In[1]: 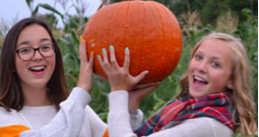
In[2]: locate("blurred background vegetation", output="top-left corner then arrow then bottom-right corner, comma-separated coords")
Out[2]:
0,0 -> 257,136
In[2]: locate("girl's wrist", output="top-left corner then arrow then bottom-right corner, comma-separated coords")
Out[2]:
129,101 -> 139,111
111,87 -> 128,92
129,109 -> 139,116
76,84 -> 90,92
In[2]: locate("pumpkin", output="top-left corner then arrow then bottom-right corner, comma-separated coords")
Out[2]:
83,0 -> 182,82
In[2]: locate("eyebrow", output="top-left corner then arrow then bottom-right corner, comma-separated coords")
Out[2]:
196,50 -> 222,60
40,38 -> 52,42
17,38 -> 52,47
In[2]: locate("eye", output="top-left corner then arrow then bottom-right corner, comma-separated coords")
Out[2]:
40,44 -> 52,51
19,47 -> 32,54
211,62 -> 220,68
194,54 -> 202,61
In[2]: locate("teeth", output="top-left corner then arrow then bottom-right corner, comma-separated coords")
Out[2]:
31,66 -> 44,70
194,76 -> 206,82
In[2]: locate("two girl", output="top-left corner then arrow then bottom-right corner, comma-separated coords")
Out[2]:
0,18 -> 257,137
98,33 -> 257,137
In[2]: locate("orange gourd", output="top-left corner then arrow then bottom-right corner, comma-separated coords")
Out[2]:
83,0 -> 182,82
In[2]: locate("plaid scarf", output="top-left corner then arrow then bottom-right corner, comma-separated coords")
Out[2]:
134,93 -> 236,136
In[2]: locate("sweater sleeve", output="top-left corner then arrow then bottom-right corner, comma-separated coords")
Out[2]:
130,109 -> 143,130
84,106 -> 108,137
19,87 -> 91,137
108,90 -> 233,137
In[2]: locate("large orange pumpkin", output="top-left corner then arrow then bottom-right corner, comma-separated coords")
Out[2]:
83,0 -> 182,82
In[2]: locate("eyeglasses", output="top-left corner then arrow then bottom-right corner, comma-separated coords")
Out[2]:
15,44 -> 55,61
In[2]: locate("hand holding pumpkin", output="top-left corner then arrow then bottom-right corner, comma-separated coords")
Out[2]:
97,46 -> 148,92
128,83 -> 160,110
76,36 -> 94,92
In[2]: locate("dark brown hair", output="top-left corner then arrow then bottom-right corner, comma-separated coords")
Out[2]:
0,18 -> 69,111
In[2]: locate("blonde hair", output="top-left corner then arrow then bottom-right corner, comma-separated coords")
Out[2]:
179,32 -> 257,136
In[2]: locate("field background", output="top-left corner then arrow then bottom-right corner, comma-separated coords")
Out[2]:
0,0 -> 257,136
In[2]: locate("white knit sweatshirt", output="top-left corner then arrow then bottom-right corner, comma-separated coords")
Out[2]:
0,87 -> 141,137
108,90 -> 233,137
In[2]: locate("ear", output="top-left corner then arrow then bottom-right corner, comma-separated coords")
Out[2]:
227,80 -> 233,89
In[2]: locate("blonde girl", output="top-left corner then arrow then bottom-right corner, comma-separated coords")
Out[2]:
180,32 -> 257,136
97,32 -> 257,137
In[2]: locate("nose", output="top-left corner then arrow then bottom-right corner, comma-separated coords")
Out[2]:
197,60 -> 207,73
32,50 -> 44,60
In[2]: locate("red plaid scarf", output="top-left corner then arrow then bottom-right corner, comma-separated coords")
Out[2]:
134,93 -> 236,136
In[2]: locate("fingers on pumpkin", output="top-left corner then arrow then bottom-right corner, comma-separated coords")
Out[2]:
98,54 -> 111,72
79,35 -> 87,62
97,55 -> 105,70
88,52 -> 94,67
123,47 -> 130,70
109,45 -> 119,68
102,48 -> 109,63
132,82 -> 152,90
134,71 -> 149,84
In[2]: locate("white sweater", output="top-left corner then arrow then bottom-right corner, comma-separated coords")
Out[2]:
0,88 -> 141,137
0,87 -> 108,137
108,90 -> 233,137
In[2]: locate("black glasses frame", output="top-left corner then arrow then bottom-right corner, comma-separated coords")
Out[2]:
15,44 -> 56,61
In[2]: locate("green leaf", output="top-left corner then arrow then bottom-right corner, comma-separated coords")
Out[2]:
38,4 -> 64,19
32,6 -> 39,17
26,0 -> 31,8
84,17 -> 88,23
57,37 -> 69,45
71,31 -> 79,44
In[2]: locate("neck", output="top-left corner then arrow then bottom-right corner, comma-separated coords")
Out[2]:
21,84 -> 52,106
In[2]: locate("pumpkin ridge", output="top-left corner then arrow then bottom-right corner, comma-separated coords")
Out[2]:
127,1 -> 143,76
138,2 -> 155,81
125,1 -> 130,68
97,4 -> 114,79
108,2 -> 120,63
157,1 -> 173,80
135,1 -> 144,77
151,1 -> 165,81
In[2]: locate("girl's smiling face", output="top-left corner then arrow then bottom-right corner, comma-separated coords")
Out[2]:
188,39 -> 233,98
15,24 -> 56,89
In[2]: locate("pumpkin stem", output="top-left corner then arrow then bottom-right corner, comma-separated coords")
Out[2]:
98,0 -> 108,10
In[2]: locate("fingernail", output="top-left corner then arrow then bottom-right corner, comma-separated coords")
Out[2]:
151,81 -> 162,85
125,47 -> 129,52
97,55 -> 100,58
110,45 -> 114,50
159,80 -> 165,85
145,71 -> 149,75
80,35 -> 83,40
151,82 -> 159,85
91,43 -> 95,47
102,48 -> 106,53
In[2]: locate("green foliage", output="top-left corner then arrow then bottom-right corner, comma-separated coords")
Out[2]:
152,0 -> 258,25
0,1 -> 257,136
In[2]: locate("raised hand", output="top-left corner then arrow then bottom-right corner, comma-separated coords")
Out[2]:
128,83 -> 160,110
97,46 -> 148,92
76,36 -> 94,92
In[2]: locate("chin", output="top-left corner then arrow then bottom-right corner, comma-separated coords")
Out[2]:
189,90 -> 204,98
30,79 -> 49,88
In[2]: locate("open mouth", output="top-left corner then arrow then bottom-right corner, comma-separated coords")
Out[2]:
29,66 -> 45,72
193,75 -> 208,85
